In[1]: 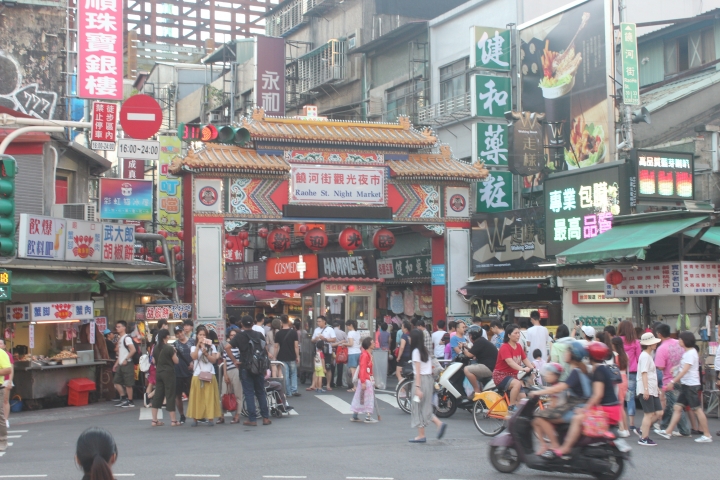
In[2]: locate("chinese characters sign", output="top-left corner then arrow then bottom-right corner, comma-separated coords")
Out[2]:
571,291 -> 628,304
255,35 -> 285,116
508,111 -> 545,176
476,171 -> 513,213
78,0 -> 123,100
5,304 -> 29,323
65,220 -> 102,262
157,137 -> 183,244
635,150 -> 693,201
605,262 -> 720,297
377,255 -> 432,279
471,75 -> 511,118
226,262 -> 267,285
290,166 -> 385,205
99,178 -> 153,220
143,304 -> 192,320
18,214 -> 66,260
474,123 -> 508,166
122,158 -> 145,179
545,164 -> 630,256
101,223 -> 135,263
472,27 -> 511,71
620,23 -> 640,106
91,102 -> 117,150
30,301 -> 94,321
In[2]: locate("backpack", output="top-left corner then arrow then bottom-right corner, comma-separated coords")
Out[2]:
245,331 -> 270,375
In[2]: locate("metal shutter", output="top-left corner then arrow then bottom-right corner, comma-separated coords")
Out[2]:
15,154 -> 45,219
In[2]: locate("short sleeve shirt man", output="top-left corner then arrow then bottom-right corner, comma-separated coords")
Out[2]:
312,326 -> 336,353
468,337 -> 497,371
275,328 -> 299,363
432,330 -> 446,358
525,325 -> 550,362
117,334 -> 134,364
174,338 -> 195,377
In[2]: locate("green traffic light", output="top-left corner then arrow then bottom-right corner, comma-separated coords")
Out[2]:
0,157 -> 16,257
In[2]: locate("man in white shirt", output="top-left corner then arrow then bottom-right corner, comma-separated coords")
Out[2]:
432,320 -> 448,359
312,316 -> 336,390
467,317 -> 489,340
253,313 -> 266,337
525,311 -> 550,362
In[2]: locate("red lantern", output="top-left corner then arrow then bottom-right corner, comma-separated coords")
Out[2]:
348,285 -> 355,292
243,239 -> 250,248
159,256 -> 166,263
281,225 -> 291,234
136,227 -> 146,234
372,228 -> 395,252
145,255 -> 152,262
338,228 -> 362,254
154,246 -> 163,255
605,270 -> 624,287
173,245 -> 181,254
239,231 -> 249,240
177,230 -> 185,241
258,227 -> 268,238
298,224 -> 308,234
225,240 -> 233,249
158,230 -> 168,238
267,229 -> 291,253
176,253 -> 183,261
304,228 -> 328,251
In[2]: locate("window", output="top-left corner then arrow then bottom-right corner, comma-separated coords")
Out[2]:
664,28 -> 716,77
348,34 -> 356,50
440,58 -> 469,101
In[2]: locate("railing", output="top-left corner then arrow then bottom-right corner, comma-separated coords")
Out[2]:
298,40 -> 346,93
265,0 -> 309,37
417,92 -> 471,125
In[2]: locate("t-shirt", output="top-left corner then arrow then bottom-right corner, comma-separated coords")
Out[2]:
491,331 -> 505,349
593,364 -> 620,406
312,326 -> 336,353
468,337 -> 497,371
117,334 -> 134,364
654,338 -> 684,388
412,348 -> 433,375
399,333 -> 412,360
174,338 -> 194,377
378,330 -> 390,350
105,339 -> 117,360
564,368 -> 591,398
494,342 -> 526,377
680,348 -> 701,386
191,344 -> 217,376
450,334 -> 467,360
432,330 -> 446,358
0,350 -> 10,383
621,337 -> 641,372
153,343 -> 176,376
229,329 -> 266,370
252,325 -> 266,337
275,328 -> 299,362
347,330 -> 362,355
328,296 -> 344,314
525,325 -> 550,362
223,346 -> 240,371
636,350 -> 659,397
334,327 -> 347,346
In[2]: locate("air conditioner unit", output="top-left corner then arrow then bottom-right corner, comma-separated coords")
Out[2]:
51,203 -> 98,222
209,112 -> 222,123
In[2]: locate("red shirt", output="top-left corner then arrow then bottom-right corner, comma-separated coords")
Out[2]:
358,349 -> 373,383
494,342 -> 526,377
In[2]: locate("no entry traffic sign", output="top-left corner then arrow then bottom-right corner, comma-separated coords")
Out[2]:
119,94 -> 163,139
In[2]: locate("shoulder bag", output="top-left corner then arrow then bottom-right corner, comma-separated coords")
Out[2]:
221,383 -> 237,411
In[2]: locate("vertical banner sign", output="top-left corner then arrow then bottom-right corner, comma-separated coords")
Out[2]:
508,112 -> 545,176
122,159 -> 145,179
89,320 -> 96,344
474,123 -> 508,166
158,136 -> 183,245
471,27 -> 511,71
29,323 -> 34,349
78,0 -> 123,100
476,171 -> 513,213
255,36 -> 286,116
621,23 -> 640,106
471,75 -> 511,118
91,102 -> 117,151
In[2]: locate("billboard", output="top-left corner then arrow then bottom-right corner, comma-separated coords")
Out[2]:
519,0 -> 613,170
470,207 -> 546,273
78,0 -> 123,100
100,178 -> 153,220
634,149 -> 693,201
544,163 -> 631,256
157,136 -> 183,245
255,35 -> 286,116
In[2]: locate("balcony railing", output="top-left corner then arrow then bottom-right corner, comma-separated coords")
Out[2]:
417,92 -> 471,125
265,0 -> 309,37
298,40 -> 346,94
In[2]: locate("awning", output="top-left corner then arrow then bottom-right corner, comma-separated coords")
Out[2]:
458,282 -> 542,298
264,283 -> 306,291
12,271 -> 100,294
685,227 -> 720,247
98,272 -> 176,291
556,216 -> 708,265
225,289 -> 289,306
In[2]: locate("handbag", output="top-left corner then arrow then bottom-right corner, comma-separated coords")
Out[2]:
221,383 -> 237,411
582,407 -> 609,438
335,345 -> 348,364
198,371 -> 213,382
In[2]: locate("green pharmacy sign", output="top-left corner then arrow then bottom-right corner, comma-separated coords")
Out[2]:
471,75 -> 511,118
471,27 -> 511,71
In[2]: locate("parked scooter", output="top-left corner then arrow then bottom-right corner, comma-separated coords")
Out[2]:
488,397 -> 630,480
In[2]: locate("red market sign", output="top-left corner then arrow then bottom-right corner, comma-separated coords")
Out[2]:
78,0 -> 123,100
266,254 -> 319,282
122,159 -> 145,179
91,102 -> 117,151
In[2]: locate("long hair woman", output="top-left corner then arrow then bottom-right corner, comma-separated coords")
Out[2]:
187,325 -> 222,426
151,329 -> 180,426
395,321 -> 412,382
409,329 -> 446,443
221,328 -> 243,423
350,336 -> 377,423
618,320 -> 641,435
76,427 -> 117,480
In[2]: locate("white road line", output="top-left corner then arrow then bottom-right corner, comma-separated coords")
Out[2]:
115,475 -> 136,477
6,443 -> 12,447
316,395 -> 353,414
6,436 -> 21,439
6,431 -> 27,434
0,453 -> 5,457
375,394 -> 400,408
0,476 -> 48,478
139,409 -> 162,421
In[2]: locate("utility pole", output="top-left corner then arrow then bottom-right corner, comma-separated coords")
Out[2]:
618,0 -> 634,151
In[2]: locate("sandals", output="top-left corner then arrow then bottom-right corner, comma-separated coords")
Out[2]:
171,421 -> 182,427
216,418 -> 225,424
151,420 -> 164,427
347,388 -> 356,392
231,416 -> 241,424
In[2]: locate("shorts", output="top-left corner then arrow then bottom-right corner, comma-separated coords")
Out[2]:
314,366 -> 325,378
113,362 -> 135,387
466,363 -> 493,381
347,353 -> 360,368
638,395 -> 662,414
676,384 -> 702,410
147,365 -> 156,385
175,376 -> 191,397
599,404 -> 622,425
497,375 -> 514,393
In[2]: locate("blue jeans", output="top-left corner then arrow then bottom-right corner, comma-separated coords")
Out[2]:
626,372 -> 637,418
240,369 -> 269,422
283,361 -> 298,395
661,386 -> 691,435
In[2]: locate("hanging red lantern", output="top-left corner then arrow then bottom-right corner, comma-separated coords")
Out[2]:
225,239 -> 233,249
605,270 -> 624,287
145,255 -> 152,262
176,253 -> 183,261
298,224 -> 308,234
243,239 -> 250,248
304,228 -> 328,251
372,228 -> 395,252
173,245 -> 181,254
267,229 -> 291,253
136,227 -> 146,234
159,255 -> 166,263
177,230 -> 185,241
338,227 -> 362,254
239,231 -> 249,240
258,227 -> 268,238
281,226 -> 291,234
158,230 -> 168,238
154,246 -> 164,255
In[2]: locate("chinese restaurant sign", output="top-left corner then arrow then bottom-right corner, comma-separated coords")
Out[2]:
635,150 -> 693,201
476,171 -> 513,213
377,255 -> 432,279
289,166 -> 385,205
5,304 -> 29,323
65,220 -> 102,262
474,123 -> 508,166
78,0 -> 123,100
545,164 -> 630,256
605,262 -> 720,297
620,23 -> 640,106
471,75 -> 511,118
226,262 -> 267,285
18,214 -> 66,260
471,27 -> 511,71
91,102 -> 117,150
101,223 -> 135,263
30,301 -> 94,321
100,178 -> 153,220
571,291 -> 628,304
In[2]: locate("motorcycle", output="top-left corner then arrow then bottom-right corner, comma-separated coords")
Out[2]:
434,354 -> 474,418
488,397 -> 630,480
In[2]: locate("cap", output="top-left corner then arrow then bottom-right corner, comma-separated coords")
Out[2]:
581,325 -> 596,338
102,329 -> 111,335
639,332 -> 662,346
173,325 -> 182,333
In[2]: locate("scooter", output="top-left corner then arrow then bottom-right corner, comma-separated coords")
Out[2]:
488,397 -> 630,480
434,354 -> 475,418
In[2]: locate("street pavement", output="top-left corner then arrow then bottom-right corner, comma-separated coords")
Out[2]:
0,385 -> 719,480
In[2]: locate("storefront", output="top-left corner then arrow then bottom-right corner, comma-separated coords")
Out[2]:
377,254 -> 433,320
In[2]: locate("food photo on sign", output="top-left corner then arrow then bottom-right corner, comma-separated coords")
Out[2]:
632,149 -> 694,201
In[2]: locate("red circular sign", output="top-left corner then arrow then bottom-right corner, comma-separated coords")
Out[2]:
119,94 -> 163,139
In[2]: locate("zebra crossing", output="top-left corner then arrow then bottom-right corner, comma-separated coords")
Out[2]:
0,430 -> 28,457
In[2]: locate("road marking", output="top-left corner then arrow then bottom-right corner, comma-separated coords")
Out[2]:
115,475 -> 136,477
6,443 -> 12,447
316,395 -> 353,414
374,389 -> 396,394
139,409 -> 162,421
127,113 -> 156,121
0,453 -> 5,457
0,476 -> 48,478
375,394 -> 400,408
6,436 -> 21,439
6,431 -> 27,434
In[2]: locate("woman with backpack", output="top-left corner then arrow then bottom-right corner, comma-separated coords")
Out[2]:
150,329 -> 180,427
187,325 -> 222,426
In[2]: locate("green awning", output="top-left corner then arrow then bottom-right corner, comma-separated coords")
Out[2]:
12,271 -> 100,294
99,272 -> 176,291
556,216 -> 708,265
685,227 -> 720,247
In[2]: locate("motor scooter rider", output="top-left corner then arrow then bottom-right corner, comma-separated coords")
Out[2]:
491,324 -> 536,414
530,341 -> 590,456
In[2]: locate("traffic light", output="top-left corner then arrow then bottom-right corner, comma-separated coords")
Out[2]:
217,126 -> 251,145
177,123 -> 250,145
0,157 -> 16,257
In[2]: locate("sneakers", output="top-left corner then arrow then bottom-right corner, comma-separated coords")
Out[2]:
121,400 -> 135,408
617,429 -> 630,438
115,398 -> 127,407
691,429 -> 704,435
364,417 -> 378,424
638,437 -> 657,446
653,422 -> 661,431
630,426 -> 641,437
351,415 -> 363,422
654,429 -> 671,440
695,435 -> 713,443
671,431 -> 689,437
179,415 -> 186,424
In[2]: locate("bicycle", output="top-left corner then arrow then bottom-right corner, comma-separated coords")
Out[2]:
473,371 -> 543,436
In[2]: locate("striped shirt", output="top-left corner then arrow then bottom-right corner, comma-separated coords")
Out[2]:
223,346 -> 240,370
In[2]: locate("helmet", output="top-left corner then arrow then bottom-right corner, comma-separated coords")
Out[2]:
543,362 -> 564,377
568,340 -> 588,362
587,341 -> 611,362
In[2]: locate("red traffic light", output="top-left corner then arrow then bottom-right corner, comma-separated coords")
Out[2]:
201,124 -> 218,142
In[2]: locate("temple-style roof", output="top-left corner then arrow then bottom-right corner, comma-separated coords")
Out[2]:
242,108 -> 437,148
387,145 -> 488,181
169,144 -> 288,174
